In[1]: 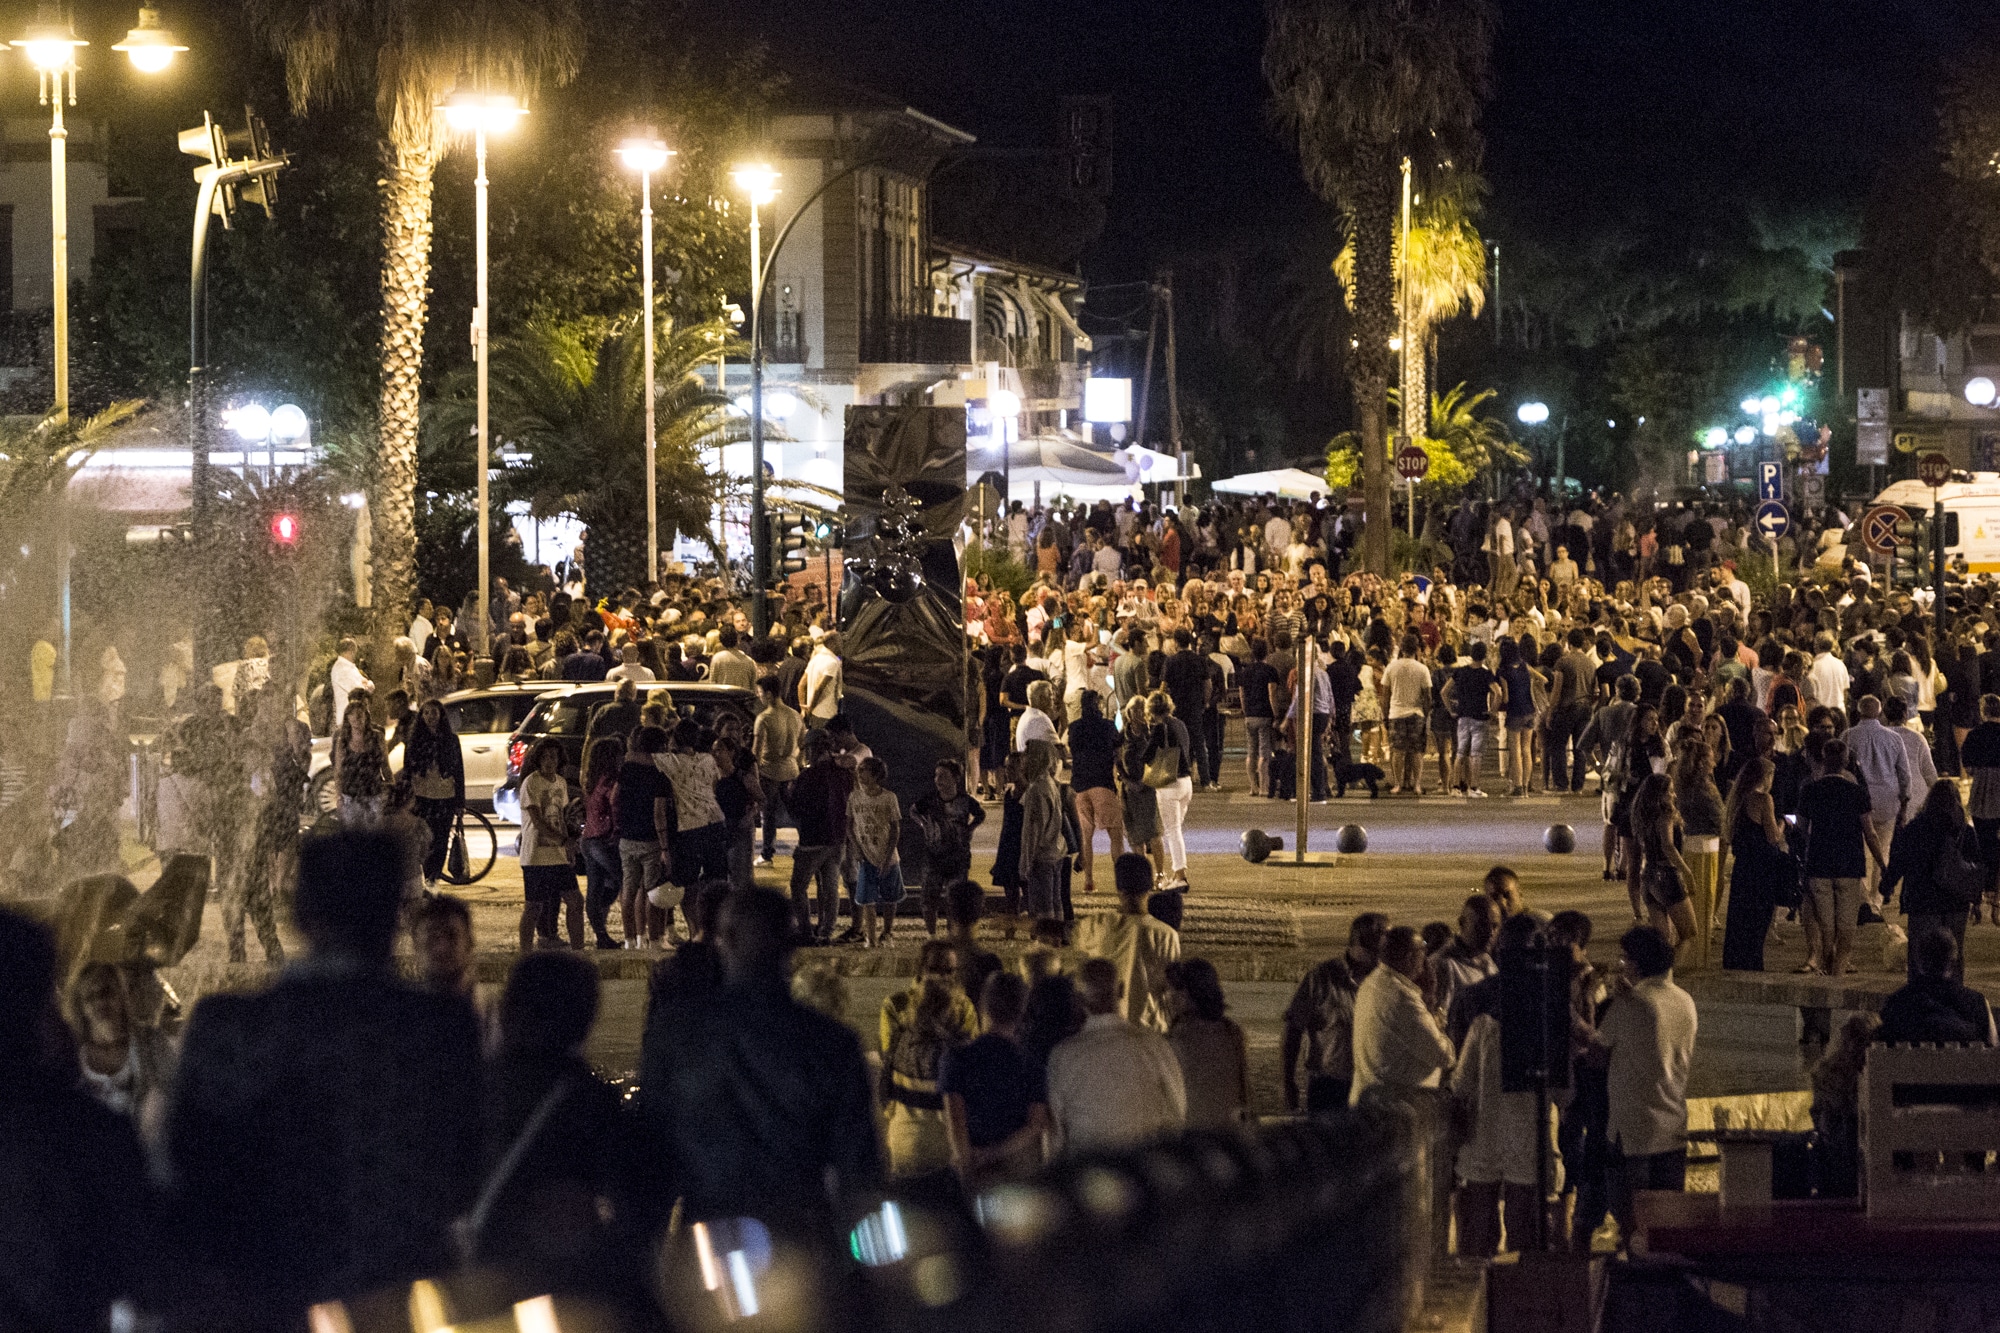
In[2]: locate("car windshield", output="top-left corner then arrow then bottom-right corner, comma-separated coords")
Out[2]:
530,698 -> 595,736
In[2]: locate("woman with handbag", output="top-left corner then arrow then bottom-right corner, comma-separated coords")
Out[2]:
1118,698 -> 1166,882
1882,779 -> 1982,980
1721,757 -> 1791,971
1142,691 -> 1195,890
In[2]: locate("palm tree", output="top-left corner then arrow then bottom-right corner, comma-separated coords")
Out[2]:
431,317 -> 751,595
1265,0 -> 1496,573
1335,193 -> 1486,435
245,0 -> 582,638
1426,382 -> 1523,479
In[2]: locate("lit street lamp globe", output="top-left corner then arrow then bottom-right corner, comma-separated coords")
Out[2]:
1516,401 -> 1549,426
1967,377 -> 1997,408
270,403 -> 309,441
1703,427 -> 1727,447
1733,425 -> 1757,446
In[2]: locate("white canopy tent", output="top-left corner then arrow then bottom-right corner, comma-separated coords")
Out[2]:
1209,467 -> 1330,501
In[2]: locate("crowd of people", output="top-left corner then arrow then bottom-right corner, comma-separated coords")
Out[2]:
968,489 -> 2000,981
19,480 -> 2000,1325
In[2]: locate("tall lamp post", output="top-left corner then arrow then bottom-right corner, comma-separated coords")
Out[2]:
1517,400 -> 1551,493
16,4 -> 183,699
444,92 -> 525,672
618,133 -> 674,587
730,162 -> 779,637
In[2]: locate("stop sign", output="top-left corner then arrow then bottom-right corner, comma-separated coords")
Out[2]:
1395,443 -> 1430,482
1918,452 -> 1953,488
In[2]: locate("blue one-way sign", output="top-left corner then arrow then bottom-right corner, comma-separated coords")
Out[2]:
1757,462 -> 1782,502
1754,499 -> 1790,541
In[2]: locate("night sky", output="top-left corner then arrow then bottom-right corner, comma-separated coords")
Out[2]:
698,0 -> 1989,281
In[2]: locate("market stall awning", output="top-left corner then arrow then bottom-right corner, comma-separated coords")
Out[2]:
1209,467 -> 1330,501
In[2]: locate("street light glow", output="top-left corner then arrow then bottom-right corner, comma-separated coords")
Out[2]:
443,92 -> 526,135
1734,425 -> 1757,445
1969,376 -> 1998,407
616,135 -> 673,174
1740,397 -> 1760,415
1759,395 -> 1780,416
224,403 -> 271,440
13,13 -> 85,71
1704,427 -> 1727,447
1516,401 -> 1549,425
112,7 -> 185,72
731,162 -> 779,205
270,403 -> 309,441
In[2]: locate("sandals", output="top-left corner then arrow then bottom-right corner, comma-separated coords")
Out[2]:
1793,962 -> 1820,975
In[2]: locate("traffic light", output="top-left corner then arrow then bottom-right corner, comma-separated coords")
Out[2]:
1892,517 -> 1929,585
269,511 -> 300,546
178,105 -> 282,229
811,512 -> 847,549
774,510 -> 809,576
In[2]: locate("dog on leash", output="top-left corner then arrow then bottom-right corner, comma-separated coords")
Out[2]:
1334,761 -> 1384,798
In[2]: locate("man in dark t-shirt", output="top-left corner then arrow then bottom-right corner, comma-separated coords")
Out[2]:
938,972 -> 1048,1183
1238,640 -> 1282,796
1161,629 -> 1210,731
1797,739 -> 1887,977
1446,640 -> 1499,797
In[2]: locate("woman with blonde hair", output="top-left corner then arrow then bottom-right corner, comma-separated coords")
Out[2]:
1143,691 -> 1196,889
1672,737 -> 1725,969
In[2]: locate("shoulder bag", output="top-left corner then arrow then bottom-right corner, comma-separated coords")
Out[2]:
1937,827 -> 1987,907
1142,725 -> 1182,789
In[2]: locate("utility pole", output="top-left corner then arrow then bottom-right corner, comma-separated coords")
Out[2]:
1163,269 -> 1184,508
1491,243 -> 1500,347
1135,286 -> 1159,455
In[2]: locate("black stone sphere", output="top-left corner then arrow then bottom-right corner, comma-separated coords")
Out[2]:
1544,823 -> 1576,854
1241,829 -> 1284,863
1335,824 -> 1368,854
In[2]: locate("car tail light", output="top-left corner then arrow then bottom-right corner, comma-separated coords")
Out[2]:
508,738 -> 527,776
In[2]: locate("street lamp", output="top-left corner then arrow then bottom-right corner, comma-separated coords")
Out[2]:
618,132 -> 675,587
731,161 -> 779,636
444,90 -> 525,670
16,4 -> 179,700
1516,401 -> 1549,426
1968,377 -> 1997,407
111,7 -> 184,72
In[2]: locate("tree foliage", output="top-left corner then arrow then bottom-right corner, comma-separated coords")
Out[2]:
428,316 -> 750,594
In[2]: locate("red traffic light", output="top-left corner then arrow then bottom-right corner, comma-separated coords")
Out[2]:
270,512 -> 300,544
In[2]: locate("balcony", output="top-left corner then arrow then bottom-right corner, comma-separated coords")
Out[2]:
861,314 -> 973,366
1021,363 -> 1080,407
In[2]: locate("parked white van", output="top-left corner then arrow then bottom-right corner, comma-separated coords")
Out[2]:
1874,473 -> 2000,572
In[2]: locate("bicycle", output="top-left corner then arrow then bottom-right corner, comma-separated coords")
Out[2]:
440,808 -> 499,885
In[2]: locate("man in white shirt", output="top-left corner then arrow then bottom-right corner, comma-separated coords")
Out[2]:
803,633 -> 844,725
1349,925 -> 1455,1106
605,643 -> 656,684
328,637 -> 372,734
1806,634 -> 1850,713
1047,958 -> 1186,1155
1381,633 -> 1433,796
408,600 -> 435,660
1077,854 -> 1182,1031
1015,680 -> 1059,751
707,626 -> 758,691
1846,694 -> 1912,910
1594,925 -> 1697,1243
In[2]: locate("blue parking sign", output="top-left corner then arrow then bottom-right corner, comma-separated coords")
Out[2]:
1757,462 -> 1782,502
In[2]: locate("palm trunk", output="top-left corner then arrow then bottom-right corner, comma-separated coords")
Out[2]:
1349,154 -> 1397,575
372,137 -> 441,656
